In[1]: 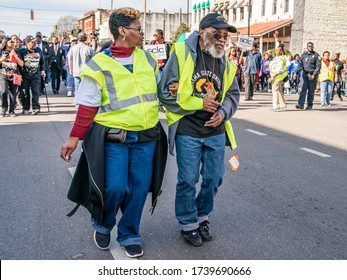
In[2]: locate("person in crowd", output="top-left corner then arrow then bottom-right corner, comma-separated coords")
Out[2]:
259,52 -> 271,92
49,36 -> 65,94
17,35 -> 45,115
342,58 -> 347,96
0,37 -> 23,117
331,52 -> 344,101
294,42 -> 321,110
241,42 -> 262,100
150,29 -> 171,71
150,28 -> 171,112
228,46 -> 242,91
319,51 -> 337,107
267,43 -> 288,111
65,38 -> 77,96
67,32 -> 95,97
60,7 -> 165,258
284,54 -> 292,94
288,54 -> 301,94
158,13 -> 240,247
36,32 -> 51,95
10,35 -> 21,49
0,32 -> 5,45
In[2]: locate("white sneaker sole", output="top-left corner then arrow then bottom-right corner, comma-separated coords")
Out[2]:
121,246 -> 144,258
93,231 -> 110,250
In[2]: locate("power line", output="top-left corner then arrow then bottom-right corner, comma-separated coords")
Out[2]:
0,5 -> 85,13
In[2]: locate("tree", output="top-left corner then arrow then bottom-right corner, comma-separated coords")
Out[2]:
170,23 -> 191,43
51,15 -> 78,40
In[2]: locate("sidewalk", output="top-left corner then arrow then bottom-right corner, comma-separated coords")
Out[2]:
234,91 -> 347,152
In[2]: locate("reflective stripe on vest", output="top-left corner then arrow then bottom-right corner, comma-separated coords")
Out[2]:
167,42 -> 237,149
273,55 -> 288,82
81,49 -> 159,130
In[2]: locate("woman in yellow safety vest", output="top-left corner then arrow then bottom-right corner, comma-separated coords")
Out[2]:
60,7 -> 165,259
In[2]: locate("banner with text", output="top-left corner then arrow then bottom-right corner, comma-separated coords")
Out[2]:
236,35 -> 254,50
143,44 -> 167,60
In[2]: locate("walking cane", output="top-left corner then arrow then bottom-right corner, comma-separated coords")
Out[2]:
41,76 -> 50,112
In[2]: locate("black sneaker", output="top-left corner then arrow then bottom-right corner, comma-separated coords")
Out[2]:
295,104 -> 304,109
124,244 -> 143,258
93,231 -> 110,250
181,229 -> 202,247
305,106 -> 312,110
198,220 -> 212,241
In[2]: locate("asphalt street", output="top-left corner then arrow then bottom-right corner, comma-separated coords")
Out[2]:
0,84 -> 346,260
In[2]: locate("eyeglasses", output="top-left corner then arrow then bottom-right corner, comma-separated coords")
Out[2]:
205,30 -> 230,41
122,26 -> 144,34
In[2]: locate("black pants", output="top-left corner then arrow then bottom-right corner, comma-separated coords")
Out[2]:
50,63 -> 61,92
22,75 -> 41,111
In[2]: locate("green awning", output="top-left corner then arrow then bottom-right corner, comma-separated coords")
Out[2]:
197,3 -> 201,9
193,3 -> 197,10
202,1 -> 205,9
206,0 -> 210,7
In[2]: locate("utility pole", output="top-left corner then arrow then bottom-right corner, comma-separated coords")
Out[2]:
186,0 -> 189,27
247,0 -> 252,37
111,0 -> 113,10
144,0 -> 147,44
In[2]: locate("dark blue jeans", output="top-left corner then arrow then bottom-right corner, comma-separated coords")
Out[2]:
92,132 -> 156,246
175,133 -> 225,231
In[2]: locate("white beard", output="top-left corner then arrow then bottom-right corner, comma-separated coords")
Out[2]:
202,32 -> 225,59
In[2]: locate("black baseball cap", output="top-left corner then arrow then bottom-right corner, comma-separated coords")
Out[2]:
307,42 -> 314,48
25,35 -> 38,43
199,13 -> 237,33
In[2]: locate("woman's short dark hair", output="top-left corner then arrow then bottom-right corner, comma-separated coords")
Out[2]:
294,54 -> 300,60
323,51 -> 330,56
109,7 -> 141,40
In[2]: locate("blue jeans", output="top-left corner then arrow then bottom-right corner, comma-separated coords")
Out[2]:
320,80 -> 333,105
92,131 -> 156,247
175,133 -> 225,231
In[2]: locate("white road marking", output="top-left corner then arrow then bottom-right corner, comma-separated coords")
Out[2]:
300,147 -> 332,158
246,129 -> 267,136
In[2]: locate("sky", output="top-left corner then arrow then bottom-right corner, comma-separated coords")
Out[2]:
0,0 -> 190,39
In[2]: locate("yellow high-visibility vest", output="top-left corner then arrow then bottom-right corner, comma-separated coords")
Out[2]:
80,49 -> 159,131
165,42 -> 238,149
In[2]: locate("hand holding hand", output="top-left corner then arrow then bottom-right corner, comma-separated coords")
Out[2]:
204,111 -> 223,128
203,96 -> 222,113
